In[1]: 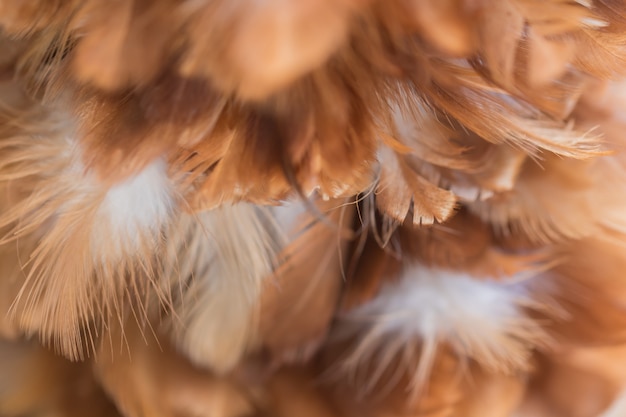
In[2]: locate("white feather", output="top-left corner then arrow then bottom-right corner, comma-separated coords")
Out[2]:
334,263 -> 546,393
91,157 -> 175,262
99,158 -> 174,242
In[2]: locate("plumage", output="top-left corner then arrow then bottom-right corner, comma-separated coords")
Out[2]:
2,1 -> 626,417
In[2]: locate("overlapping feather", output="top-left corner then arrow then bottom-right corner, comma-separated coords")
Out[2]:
2,1 -> 626,417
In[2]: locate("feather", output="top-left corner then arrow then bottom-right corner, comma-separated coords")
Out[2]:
178,0 -> 359,101
327,213 -> 548,402
165,205 -> 280,374
375,147 -> 457,226
256,198 -> 355,364
520,346 -> 626,417
95,320 -> 255,417
0,338 -> 120,417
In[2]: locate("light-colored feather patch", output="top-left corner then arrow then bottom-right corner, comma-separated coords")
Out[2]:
94,157 -> 174,260
165,204 -> 280,373
333,263 -> 546,394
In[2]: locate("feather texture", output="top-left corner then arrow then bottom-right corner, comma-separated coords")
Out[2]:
3,1 -> 626,417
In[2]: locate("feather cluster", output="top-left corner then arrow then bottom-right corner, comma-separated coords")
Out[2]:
2,1 -> 626,416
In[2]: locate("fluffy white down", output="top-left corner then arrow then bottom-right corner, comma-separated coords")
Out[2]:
99,159 -> 174,238
94,158 -> 174,254
352,265 -> 528,339
337,263 -> 544,392
64,155 -> 177,267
